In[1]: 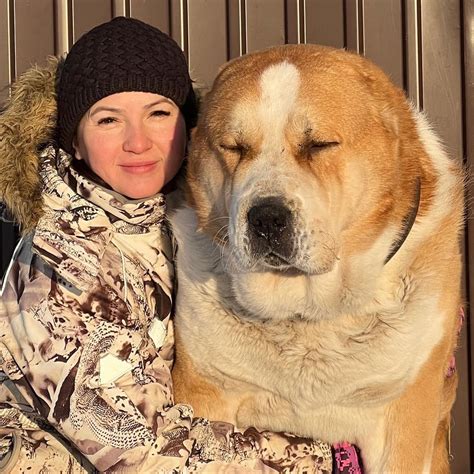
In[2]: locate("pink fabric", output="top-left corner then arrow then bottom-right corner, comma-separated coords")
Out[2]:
446,307 -> 465,378
333,442 -> 363,473
446,355 -> 456,377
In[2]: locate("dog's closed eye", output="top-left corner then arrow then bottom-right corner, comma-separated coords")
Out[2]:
309,140 -> 339,150
299,140 -> 339,160
219,142 -> 249,155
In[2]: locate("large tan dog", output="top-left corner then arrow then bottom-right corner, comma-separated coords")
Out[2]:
171,44 -> 464,473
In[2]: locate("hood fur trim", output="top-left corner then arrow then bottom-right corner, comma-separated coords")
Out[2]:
0,56 -> 59,234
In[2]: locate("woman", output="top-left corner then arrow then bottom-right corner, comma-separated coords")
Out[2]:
0,17 -> 340,472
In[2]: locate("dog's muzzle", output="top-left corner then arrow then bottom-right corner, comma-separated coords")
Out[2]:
247,197 -> 294,266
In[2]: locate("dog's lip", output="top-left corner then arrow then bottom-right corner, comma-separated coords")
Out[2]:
257,252 -> 333,276
261,259 -> 306,276
261,252 -> 293,269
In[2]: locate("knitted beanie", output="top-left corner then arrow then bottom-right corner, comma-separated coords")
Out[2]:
56,16 -> 197,154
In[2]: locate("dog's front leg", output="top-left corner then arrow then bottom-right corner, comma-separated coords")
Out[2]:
173,332 -> 243,423
375,354 -> 448,473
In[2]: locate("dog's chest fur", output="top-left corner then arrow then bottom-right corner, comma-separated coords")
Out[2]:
171,206 -> 445,445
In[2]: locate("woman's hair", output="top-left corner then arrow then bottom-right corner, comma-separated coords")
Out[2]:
56,16 -> 197,154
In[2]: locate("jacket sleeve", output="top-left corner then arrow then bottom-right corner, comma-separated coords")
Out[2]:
0,238 -> 333,473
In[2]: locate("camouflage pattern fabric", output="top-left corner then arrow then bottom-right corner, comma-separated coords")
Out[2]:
0,147 -> 334,473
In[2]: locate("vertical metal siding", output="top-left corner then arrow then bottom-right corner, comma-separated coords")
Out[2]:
464,0 -> 474,467
227,0 -> 245,58
0,1 -> 472,471
283,0 -> 300,44
344,0 -> 364,53
421,1 -> 463,157
71,0 -> 113,41
363,0 -> 404,88
170,0 -> 187,54
418,4 -> 469,472
129,0 -> 171,34
404,0 -> 423,108
305,0 -> 345,49
0,0 -> 11,105
463,0 -> 474,471
188,0 -> 227,88
12,0 -> 55,77
246,0 -> 286,52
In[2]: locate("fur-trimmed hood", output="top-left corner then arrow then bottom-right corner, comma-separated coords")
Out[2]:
0,56 -> 60,234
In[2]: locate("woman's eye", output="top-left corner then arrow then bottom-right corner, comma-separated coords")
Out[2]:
151,110 -> 171,118
97,117 -> 117,125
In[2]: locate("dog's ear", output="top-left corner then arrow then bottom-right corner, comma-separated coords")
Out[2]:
216,55 -> 242,76
358,65 -> 403,139
379,104 -> 400,138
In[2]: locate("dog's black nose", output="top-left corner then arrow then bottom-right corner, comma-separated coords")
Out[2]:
247,198 -> 293,261
248,199 -> 291,241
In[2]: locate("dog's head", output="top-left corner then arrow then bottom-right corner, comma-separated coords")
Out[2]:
186,45 -> 440,321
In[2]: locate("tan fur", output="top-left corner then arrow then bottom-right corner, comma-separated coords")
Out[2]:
0,56 -> 60,234
172,44 -> 464,473
174,333 -> 241,422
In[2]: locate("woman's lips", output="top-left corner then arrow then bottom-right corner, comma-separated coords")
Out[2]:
119,161 -> 159,174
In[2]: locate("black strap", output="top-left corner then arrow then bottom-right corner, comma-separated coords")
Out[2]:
384,177 -> 421,264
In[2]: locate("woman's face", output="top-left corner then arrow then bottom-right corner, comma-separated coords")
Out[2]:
74,91 -> 187,199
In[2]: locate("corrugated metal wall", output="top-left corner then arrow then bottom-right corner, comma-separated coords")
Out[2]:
0,1 -> 472,472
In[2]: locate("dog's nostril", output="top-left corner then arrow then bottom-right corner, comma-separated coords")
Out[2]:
247,200 -> 292,239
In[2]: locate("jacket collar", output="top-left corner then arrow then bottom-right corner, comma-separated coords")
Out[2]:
55,148 -> 167,231
32,147 -> 167,292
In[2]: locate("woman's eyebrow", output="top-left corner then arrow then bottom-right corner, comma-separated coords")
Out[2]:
90,106 -> 123,116
145,98 -> 174,109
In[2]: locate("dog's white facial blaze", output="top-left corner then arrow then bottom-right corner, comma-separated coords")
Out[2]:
226,62 -> 340,278
258,61 -> 301,150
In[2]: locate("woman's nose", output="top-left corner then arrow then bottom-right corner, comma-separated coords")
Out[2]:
123,124 -> 152,153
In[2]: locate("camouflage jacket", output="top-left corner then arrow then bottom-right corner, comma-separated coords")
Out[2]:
0,60 -> 333,473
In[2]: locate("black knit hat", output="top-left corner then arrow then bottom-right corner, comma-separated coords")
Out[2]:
56,16 -> 197,154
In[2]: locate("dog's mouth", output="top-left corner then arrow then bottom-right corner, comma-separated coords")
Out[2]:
232,197 -> 338,276
258,252 -> 307,276
261,251 -> 292,269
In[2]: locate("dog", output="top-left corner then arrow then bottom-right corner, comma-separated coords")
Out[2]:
171,44 -> 464,473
